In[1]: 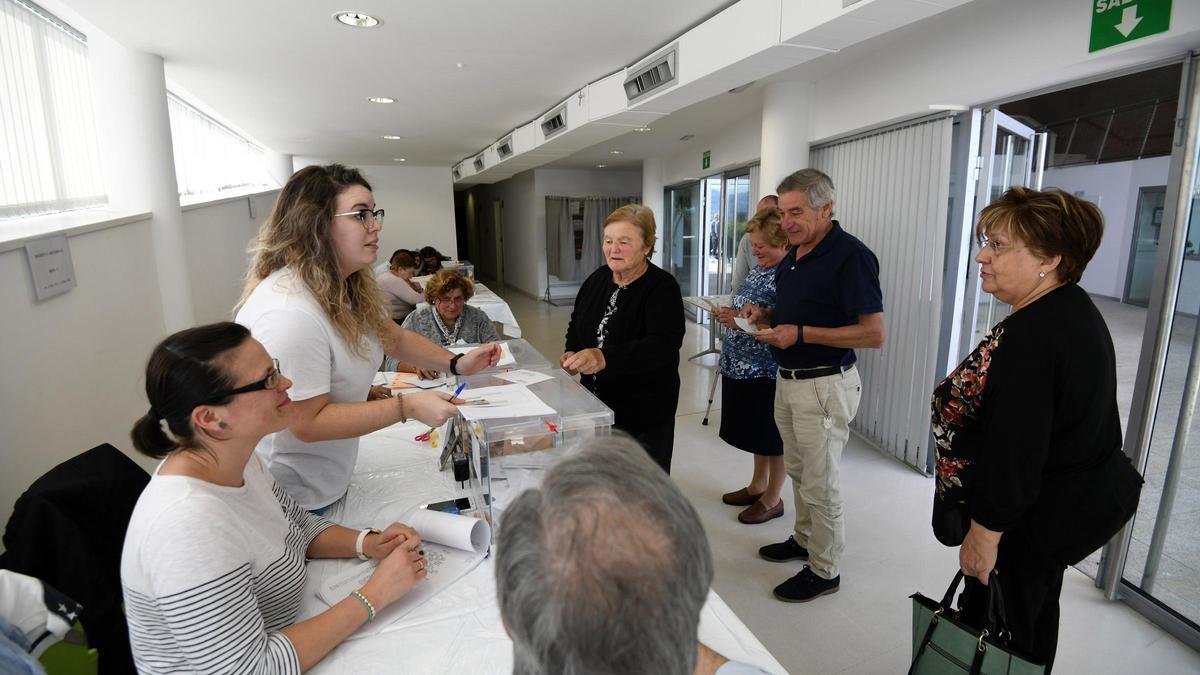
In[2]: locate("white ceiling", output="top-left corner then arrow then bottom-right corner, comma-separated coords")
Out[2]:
60,0 -> 736,167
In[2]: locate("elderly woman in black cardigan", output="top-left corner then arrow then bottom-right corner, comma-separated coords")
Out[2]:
562,204 -> 684,472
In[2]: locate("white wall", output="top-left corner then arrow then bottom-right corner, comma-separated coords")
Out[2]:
360,165 -> 458,261
1042,157 -> 1170,299
0,219 -> 167,533
662,109 -> 763,186
810,0 -> 1200,143
292,159 -> 459,261
493,170 -> 537,295
180,190 -> 279,323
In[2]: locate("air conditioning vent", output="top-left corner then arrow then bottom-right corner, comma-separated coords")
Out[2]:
452,165 -> 462,181
497,135 -> 514,159
624,44 -> 677,103
473,154 -> 485,172
541,105 -> 567,139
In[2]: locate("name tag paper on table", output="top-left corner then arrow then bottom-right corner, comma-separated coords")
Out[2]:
318,509 -> 491,638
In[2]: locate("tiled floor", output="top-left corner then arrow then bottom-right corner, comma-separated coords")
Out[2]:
491,282 -> 1200,674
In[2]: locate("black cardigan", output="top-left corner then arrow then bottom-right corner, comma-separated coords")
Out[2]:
565,263 -> 685,434
932,283 -> 1142,564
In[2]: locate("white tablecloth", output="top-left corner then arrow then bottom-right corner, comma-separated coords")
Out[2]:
300,420 -> 786,675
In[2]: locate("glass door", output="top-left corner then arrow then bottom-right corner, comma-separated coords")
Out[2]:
700,176 -> 724,297
664,181 -> 703,319
1124,187 -> 1168,306
721,172 -> 751,295
960,109 -> 1040,350
1102,54 -> 1200,651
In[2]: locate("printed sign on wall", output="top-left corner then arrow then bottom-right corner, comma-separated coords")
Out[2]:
25,235 -> 77,301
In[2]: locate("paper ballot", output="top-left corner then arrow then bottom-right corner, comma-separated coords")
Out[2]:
493,369 -> 554,386
456,383 -> 555,420
734,317 -> 759,334
318,509 -> 491,638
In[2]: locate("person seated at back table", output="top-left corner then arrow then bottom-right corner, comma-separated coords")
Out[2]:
495,434 -> 773,675
122,322 -> 429,673
416,246 -> 446,276
376,250 -> 423,325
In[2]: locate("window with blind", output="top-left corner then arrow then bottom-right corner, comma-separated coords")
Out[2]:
0,0 -> 107,220
167,93 -> 273,202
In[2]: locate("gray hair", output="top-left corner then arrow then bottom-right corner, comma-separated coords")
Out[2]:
495,434 -> 713,675
777,168 -> 836,213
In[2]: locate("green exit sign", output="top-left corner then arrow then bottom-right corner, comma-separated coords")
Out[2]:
702,150 -> 711,170
1090,0 -> 1172,53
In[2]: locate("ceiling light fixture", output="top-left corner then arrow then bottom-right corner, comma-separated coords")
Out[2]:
382,135 -> 403,140
596,164 -> 607,168
634,126 -> 652,132
456,63 -> 465,69
393,158 -> 406,162
609,150 -> 623,155
679,134 -> 695,142
368,96 -> 395,104
334,12 -> 381,28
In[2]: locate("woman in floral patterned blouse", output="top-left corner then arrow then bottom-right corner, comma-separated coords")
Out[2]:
716,207 -> 791,524
930,188 -> 1141,670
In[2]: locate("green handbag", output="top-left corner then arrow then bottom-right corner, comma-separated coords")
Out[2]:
909,571 -> 1045,674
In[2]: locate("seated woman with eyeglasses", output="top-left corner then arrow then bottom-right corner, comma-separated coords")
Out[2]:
123,322 -> 429,673
401,269 -> 500,347
235,164 -> 501,514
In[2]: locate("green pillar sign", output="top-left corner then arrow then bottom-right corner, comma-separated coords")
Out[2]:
1090,0 -> 1172,53
702,150 -> 711,170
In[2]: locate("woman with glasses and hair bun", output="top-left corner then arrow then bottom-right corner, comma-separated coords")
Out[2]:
235,164 -> 500,513
123,322 -> 430,673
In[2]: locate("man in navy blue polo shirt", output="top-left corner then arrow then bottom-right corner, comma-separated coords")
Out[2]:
743,168 -> 884,603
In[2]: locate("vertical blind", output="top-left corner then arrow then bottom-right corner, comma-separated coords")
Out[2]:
167,93 -> 273,201
810,114 -> 954,472
0,0 -> 106,219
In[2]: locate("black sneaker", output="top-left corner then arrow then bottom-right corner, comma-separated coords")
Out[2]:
758,536 -> 809,562
773,566 -> 840,603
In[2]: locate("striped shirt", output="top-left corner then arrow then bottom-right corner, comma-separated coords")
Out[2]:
121,455 -> 335,674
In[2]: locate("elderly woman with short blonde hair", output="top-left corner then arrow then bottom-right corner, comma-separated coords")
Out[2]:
562,204 -> 685,472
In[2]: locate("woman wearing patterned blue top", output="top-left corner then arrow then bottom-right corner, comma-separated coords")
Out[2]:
716,207 -> 791,524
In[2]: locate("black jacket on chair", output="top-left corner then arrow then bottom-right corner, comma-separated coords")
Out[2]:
1,443 -> 149,675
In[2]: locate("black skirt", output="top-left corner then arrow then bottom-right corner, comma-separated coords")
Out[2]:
719,375 -> 783,456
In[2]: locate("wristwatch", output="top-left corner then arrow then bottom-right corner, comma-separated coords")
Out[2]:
449,352 -> 464,375
355,527 -> 381,560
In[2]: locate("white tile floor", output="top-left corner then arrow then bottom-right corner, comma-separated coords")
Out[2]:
490,283 -> 1200,674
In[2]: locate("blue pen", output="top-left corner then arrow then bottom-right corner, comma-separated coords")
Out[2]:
452,382 -> 467,401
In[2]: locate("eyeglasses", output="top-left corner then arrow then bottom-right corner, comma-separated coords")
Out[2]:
334,208 -> 386,230
978,237 -> 1018,255
207,359 -> 282,402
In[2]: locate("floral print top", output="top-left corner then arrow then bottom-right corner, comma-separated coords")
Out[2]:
930,321 -> 1006,512
719,263 -> 780,380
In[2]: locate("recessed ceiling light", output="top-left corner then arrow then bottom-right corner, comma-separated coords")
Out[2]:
334,12 -> 381,28
368,96 -> 395,104
382,135 -> 403,140
393,158 -> 406,162
634,126 -> 652,132
609,150 -> 623,155
596,164 -> 607,168
456,63 -> 465,69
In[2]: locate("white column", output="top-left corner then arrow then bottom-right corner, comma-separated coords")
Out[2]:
90,35 -> 194,330
760,80 -> 814,198
264,150 -> 295,188
642,156 -> 666,268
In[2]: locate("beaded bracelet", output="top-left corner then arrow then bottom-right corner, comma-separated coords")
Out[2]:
350,590 -> 376,621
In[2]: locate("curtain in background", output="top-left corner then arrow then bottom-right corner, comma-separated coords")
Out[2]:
580,196 -> 638,276
749,164 -> 761,203
545,196 -> 564,277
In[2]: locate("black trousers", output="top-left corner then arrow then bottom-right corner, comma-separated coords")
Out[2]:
961,527 -> 1065,672
628,420 -> 675,474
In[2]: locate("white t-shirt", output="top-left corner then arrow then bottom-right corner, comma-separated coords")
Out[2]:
236,267 -> 385,509
121,456 -> 335,674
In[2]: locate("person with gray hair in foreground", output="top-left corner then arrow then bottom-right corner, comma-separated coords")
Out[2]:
494,434 -> 773,675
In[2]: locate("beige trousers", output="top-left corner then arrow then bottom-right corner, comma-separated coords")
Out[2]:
773,366 -> 862,580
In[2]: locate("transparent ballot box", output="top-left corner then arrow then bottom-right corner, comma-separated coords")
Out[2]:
445,260 -> 475,278
440,367 -> 613,536
448,338 -> 553,373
